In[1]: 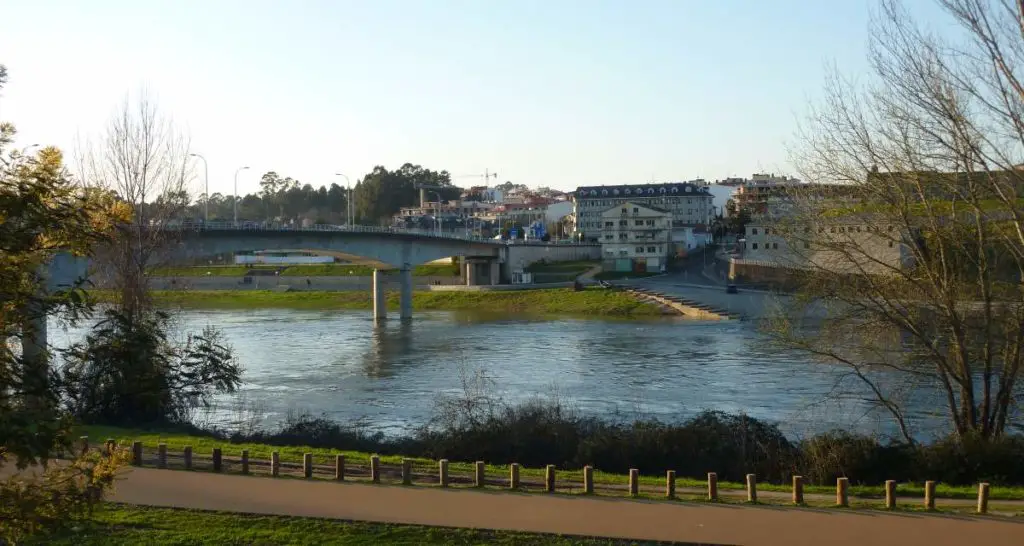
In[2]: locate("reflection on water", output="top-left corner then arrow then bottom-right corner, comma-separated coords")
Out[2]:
48,309 -> 953,440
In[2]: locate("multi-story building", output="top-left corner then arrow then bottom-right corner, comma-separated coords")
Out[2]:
573,181 -> 714,242
599,202 -> 673,272
728,173 -> 803,215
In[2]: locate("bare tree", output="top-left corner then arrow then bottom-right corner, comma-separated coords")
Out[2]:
766,0 -> 1024,443
77,90 -> 193,313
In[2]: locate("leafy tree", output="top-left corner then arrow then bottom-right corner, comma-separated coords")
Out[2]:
62,309 -> 242,426
353,163 -> 458,225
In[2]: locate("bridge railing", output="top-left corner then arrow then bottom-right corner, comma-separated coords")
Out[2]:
139,221 -> 597,246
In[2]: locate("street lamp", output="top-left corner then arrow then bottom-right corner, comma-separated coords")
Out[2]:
234,166 -> 250,225
335,173 -> 351,227
190,153 -> 209,222
428,191 -> 442,235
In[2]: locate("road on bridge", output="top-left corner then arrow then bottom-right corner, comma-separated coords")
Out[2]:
109,467 -> 1023,546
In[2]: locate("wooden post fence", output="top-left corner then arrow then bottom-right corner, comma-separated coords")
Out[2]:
241,450 -> 249,475
837,477 -> 849,507
439,459 -> 449,487
402,459 -> 412,485
545,465 -> 556,493
924,480 -> 936,510
792,475 -> 804,504
157,443 -> 167,469
132,441 -> 142,466
746,474 -> 757,503
370,455 -> 380,483
80,436 -> 89,456
212,448 -> 222,473
583,466 -> 594,494
183,446 -> 192,470
335,455 -> 345,481
885,480 -> 896,509
707,472 -> 718,501
977,483 -> 990,514
271,451 -> 280,477
628,469 -> 639,497
475,461 -> 485,487
510,463 -> 520,489
666,470 -> 676,499
303,454 -> 313,478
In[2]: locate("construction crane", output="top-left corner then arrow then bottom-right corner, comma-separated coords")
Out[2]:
453,169 -> 498,188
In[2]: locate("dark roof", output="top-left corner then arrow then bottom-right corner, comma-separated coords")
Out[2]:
574,182 -> 711,198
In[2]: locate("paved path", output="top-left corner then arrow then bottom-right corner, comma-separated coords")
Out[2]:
111,467 -> 1023,546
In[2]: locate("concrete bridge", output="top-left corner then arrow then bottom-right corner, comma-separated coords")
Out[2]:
151,223 -> 600,320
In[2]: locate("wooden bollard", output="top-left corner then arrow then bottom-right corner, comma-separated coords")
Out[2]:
628,468 -> 639,497
212,448 -> 222,473
80,435 -> 89,456
837,477 -> 849,507
666,470 -> 676,499
439,459 -> 449,487
792,475 -> 804,504
885,480 -> 896,509
474,461 -> 485,487
335,455 -> 345,481
510,463 -> 520,489
271,451 -> 280,477
183,446 -> 192,470
241,450 -> 249,475
583,465 -> 594,494
157,443 -> 167,469
924,480 -> 936,510
545,465 -> 556,493
105,438 -> 116,455
402,459 -> 412,485
707,472 -> 719,501
977,483 -> 990,514
370,455 -> 380,483
746,474 -> 757,503
303,453 -> 313,478
131,441 -> 142,466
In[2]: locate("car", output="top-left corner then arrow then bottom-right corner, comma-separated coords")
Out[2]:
726,283 -> 739,294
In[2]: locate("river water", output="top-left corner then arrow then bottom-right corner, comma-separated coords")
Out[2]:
48,309 -> 950,440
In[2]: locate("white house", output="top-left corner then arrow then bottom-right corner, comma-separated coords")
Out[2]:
600,202 -> 672,272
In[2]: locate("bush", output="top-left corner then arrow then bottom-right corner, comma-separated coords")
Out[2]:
61,309 -> 242,426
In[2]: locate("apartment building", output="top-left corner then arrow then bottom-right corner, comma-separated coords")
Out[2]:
599,202 -> 672,272
573,181 -> 714,242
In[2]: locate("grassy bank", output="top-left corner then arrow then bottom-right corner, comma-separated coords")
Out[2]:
36,504 -> 658,545
91,288 -> 664,316
152,263 -> 459,277
80,425 -> 1024,502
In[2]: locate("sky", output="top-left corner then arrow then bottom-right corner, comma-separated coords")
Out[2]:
0,0 -> 949,197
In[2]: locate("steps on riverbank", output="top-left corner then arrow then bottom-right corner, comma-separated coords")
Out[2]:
622,286 -> 741,320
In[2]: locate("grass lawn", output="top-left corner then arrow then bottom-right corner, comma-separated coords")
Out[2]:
91,288 -> 664,316
150,263 -> 460,277
35,504 -> 666,545
80,425 -> 1024,502
593,271 -> 662,281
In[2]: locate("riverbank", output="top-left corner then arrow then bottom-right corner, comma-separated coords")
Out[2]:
151,263 -> 460,277
90,288 -> 666,316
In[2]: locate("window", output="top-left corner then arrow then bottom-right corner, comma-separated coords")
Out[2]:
773,243 -> 778,249
633,207 -> 639,214
619,233 -> 628,240
635,220 -> 644,226
647,246 -> 656,253
635,246 -> 645,253
752,228 -> 759,235
619,220 -> 627,226
764,228 -> 771,235
604,234 -> 613,240
621,208 -> 627,214
605,221 -> 614,228
752,243 -> 759,250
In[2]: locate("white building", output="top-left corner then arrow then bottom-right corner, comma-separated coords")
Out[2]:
600,202 -> 672,272
573,181 -> 715,242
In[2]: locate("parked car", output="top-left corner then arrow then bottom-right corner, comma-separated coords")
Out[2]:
726,283 -> 738,294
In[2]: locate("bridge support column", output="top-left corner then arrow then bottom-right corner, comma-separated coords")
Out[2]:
372,269 -> 386,321
465,260 -> 479,286
489,261 -> 500,285
399,267 -> 413,320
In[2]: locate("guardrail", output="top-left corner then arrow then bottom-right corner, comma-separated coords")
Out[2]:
137,221 -> 597,246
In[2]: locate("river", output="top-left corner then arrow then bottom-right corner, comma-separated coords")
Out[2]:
48,309 -> 950,440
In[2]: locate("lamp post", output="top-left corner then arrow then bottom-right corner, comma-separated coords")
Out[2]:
190,153 -> 209,222
335,173 -> 351,227
429,191 -> 442,235
234,166 -> 250,225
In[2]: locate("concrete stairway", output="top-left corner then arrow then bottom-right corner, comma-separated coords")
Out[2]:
624,286 -> 742,321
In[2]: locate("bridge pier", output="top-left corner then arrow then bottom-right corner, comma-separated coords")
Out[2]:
399,267 -> 413,320
372,269 -> 386,321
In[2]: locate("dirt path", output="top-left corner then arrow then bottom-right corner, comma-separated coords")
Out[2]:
110,467 -> 1023,546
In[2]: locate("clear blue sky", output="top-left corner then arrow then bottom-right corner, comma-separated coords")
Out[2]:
0,0 -> 945,196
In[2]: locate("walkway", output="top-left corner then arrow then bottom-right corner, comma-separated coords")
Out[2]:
110,467 -> 1023,546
